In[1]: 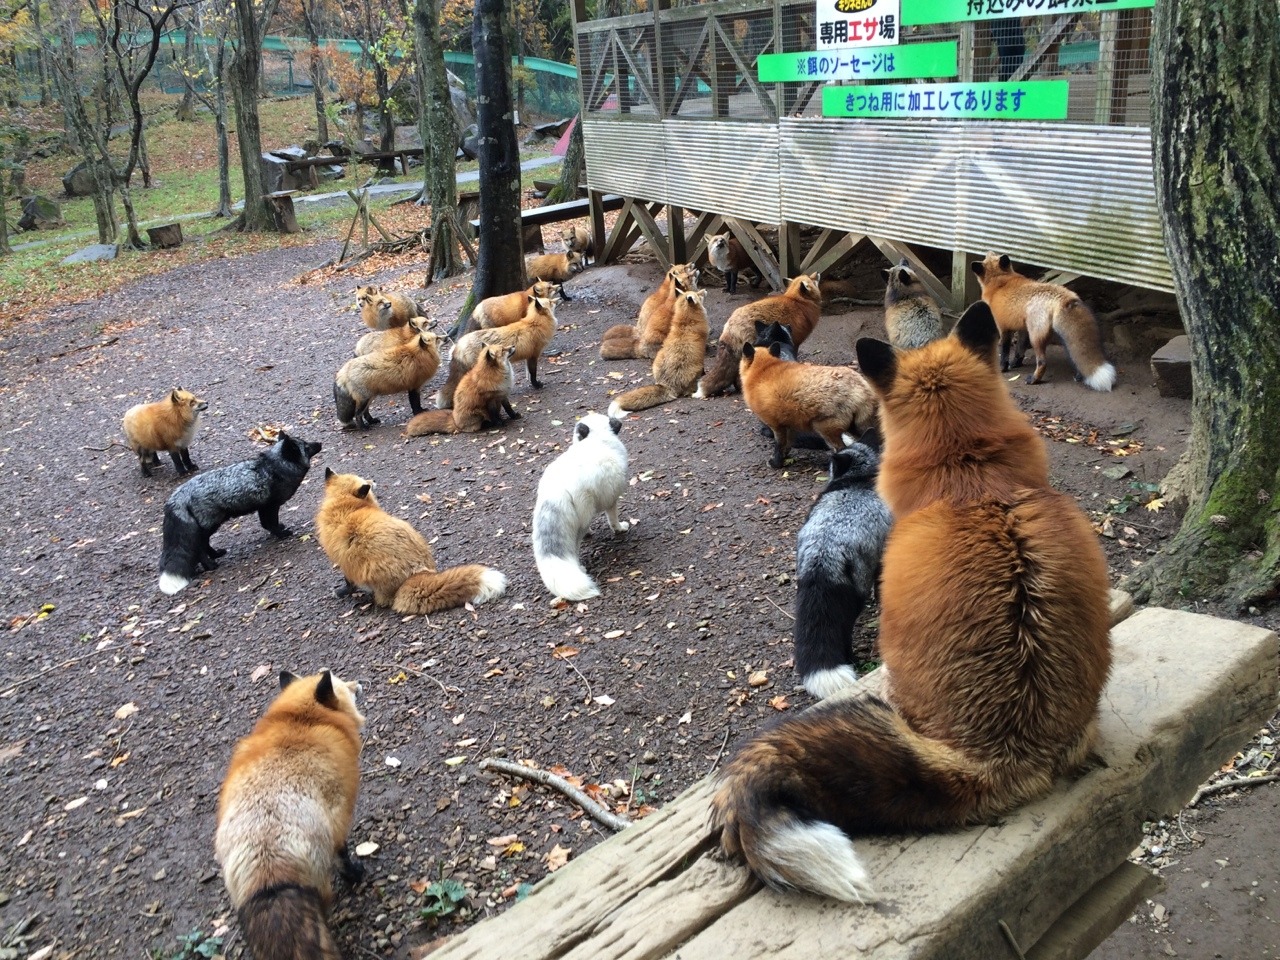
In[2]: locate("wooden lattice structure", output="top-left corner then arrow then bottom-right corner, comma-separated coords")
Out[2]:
571,1 -> 1165,307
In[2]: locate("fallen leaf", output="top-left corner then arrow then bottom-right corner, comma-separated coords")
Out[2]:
593,694 -> 616,706
444,755 -> 467,766
355,841 -> 379,857
114,702 -> 139,720
487,833 -> 519,847
544,843 -> 571,871
748,670 -> 769,687
1145,497 -> 1166,512
110,752 -> 130,768
552,645 -> 580,658
250,664 -> 272,683
385,756 -> 402,768
603,629 -> 625,639
503,841 -> 526,857
677,711 -> 692,724
64,796 -> 88,811
768,695 -> 791,711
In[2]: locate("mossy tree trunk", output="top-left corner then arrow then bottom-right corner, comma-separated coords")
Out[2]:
413,0 -> 465,282
229,0 -> 283,232
300,0 -> 329,144
456,0 -> 526,336
1127,0 -> 1280,611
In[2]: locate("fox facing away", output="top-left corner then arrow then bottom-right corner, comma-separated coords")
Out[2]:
122,388 -> 208,477
600,263 -> 699,361
436,295 -> 557,408
216,669 -> 364,960
469,281 -> 562,333
971,253 -> 1116,391
710,301 -> 1112,903
607,288 -> 708,417
883,261 -> 945,351
403,345 -> 518,435
333,329 -> 441,428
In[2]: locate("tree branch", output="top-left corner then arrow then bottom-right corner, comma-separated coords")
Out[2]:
478,757 -> 632,832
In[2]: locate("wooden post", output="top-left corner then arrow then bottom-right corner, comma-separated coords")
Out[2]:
669,204 -> 686,263
146,223 -> 183,249
264,191 -> 300,234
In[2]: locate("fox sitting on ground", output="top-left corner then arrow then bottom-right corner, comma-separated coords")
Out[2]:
971,253 -> 1116,391
883,261 -> 945,350
600,263 -> 699,361
710,301 -> 1112,903
562,225 -> 594,265
157,432 -> 322,595
708,233 -> 761,294
122,388 -> 208,477
334,329 -> 441,428
436,295 -> 556,408
467,281 -> 561,333
739,341 -> 877,468
695,273 -> 823,399
532,414 -> 630,601
525,250 -> 585,300
216,669 -> 364,960
356,285 -> 422,330
793,443 -> 892,699
607,289 -> 708,417
403,345 -> 518,435
316,468 -> 507,614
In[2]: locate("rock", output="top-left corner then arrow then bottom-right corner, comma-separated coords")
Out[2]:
448,70 -> 476,132
17,195 -> 64,231
62,161 -> 99,197
1151,335 -> 1192,399
269,145 -> 308,162
61,243 -> 119,265
395,125 -> 422,149
460,125 -> 480,161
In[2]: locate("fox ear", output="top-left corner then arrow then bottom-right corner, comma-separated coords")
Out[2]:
768,341 -> 783,358
881,268 -> 892,281
315,670 -> 338,709
279,670 -> 300,690
857,424 -> 884,452
325,466 -> 335,480
856,337 -> 897,395
954,301 -> 1000,364
754,320 -> 768,335
998,254 -> 1012,271
811,272 -> 821,284
609,416 -> 622,435
355,483 -> 372,499
575,421 -> 590,441
971,261 -> 985,279
830,449 -> 854,479
170,389 -> 182,403
741,341 -> 756,360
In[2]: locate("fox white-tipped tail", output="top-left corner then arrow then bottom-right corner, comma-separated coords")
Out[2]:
1085,362 -> 1117,392
158,572 -> 190,595
691,381 -> 707,400
755,818 -> 876,904
607,399 -> 625,419
535,555 -> 600,601
472,568 -> 508,605
802,665 -> 860,701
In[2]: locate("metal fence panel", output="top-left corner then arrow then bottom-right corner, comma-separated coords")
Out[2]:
582,118 -> 668,200
662,121 -> 781,224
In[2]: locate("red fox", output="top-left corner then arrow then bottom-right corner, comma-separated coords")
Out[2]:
470,281 -> 561,331
333,329 -> 441,428
695,274 -> 822,398
436,295 -> 556,408
122,388 -> 208,477
215,669 -> 365,960
353,316 -> 430,357
711,301 -> 1111,902
971,253 -> 1116,390
356,285 -> 422,330
316,468 -> 507,614
600,262 -> 699,361
607,289 -> 708,416
707,233 -> 760,294
526,250 -> 585,300
403,345 -> 518,435
561,225 -> 594,265
739,341 -> 877,468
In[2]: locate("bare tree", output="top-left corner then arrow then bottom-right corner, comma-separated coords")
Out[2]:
171,0 -> 236,217
228,0 -> 284,231
1127,0 -> 1280,609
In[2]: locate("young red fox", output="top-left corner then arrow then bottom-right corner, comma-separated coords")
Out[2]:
215,669 -> 365,960
469,281 -> 561,332
356,285 -> 422,330
122,388 -> 208,477
333,330 -> 441,428
436,295 -> 556,408
600,263 -> 699,361
607,289 -> 708,416
403,345 -> 518,435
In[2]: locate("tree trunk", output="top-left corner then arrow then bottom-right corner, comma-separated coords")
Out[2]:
177,27 -> 198,120
213,49 -> 234,218
139,126 -> 153,188
301,0 -> 329,143
413,0 -> 465,283
33,0 -> 51,107
460,0 -> 525,335
543,116 -> 583,205
53,27 -> 118,245
1127,0 -> 1280,610
229,0 -> 282,232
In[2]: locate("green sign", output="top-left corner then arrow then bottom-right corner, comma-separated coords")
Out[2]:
822,80 -> 1069,119
902,0 -> 1154,27
758,41 -> 957,83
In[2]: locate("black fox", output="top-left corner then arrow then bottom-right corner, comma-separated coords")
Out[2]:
793,443 -> 892,698
158,433 -> 322,594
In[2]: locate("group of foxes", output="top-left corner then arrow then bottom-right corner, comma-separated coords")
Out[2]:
118,238 -> 1119,956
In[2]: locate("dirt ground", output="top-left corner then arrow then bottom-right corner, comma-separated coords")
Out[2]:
0,239 -> 1276,959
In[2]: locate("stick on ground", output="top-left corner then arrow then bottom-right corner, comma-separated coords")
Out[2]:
478,757 -> 632,832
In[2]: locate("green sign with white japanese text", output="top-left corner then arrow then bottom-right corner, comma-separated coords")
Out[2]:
822,80 -> 1069,118
902,0 -> 1154,27
758,41 -> 958,83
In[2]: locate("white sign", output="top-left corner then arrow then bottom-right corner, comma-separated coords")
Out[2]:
814,0 -> 902,50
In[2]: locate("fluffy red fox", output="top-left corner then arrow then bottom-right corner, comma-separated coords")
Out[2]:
525,251 -> 584,300
469,281 -> 561,332
215,669 -> 365,960
739,342 -> 877,468
707,233 -> 760,294
316,468 -> 507,614
607,289 -> 708,416
353,316 -> 430,357
333,329 -> 441,428
356,285 -> 422,330
971,253 -> 1116,391
122,388 -> 208,477
695,274 -> 822,398
403,344 -> 518,435
710,301 -> 1112,902
561,225 -> 594,265
436,295 -> 556,408
600,262 -> 699,361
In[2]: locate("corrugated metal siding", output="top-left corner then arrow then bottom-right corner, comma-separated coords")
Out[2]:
584,116 -> 1173,292
663,122 -> 781,224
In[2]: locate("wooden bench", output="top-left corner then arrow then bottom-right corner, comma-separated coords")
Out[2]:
469,194 -> 625,248
349,147 -> 425,175
280,155 -> 346,189
432,599 -> 1278,960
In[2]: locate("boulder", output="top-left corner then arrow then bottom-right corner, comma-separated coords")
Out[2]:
448,70 -> 476,132
17,195 -> 64,231
1150,335 -> 1193,399
62,161 -> 99,197
460,124 -> 480,161
61,243 -> 119,265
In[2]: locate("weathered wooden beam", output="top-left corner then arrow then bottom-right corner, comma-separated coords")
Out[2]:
724,218 -> 781,290
868,237 -> 951,306
951,249 -> 981,312
686,213 -> 725,265
630,201 -> 673,270
800,230 -> 862,277
668,204 -> 687,263
711,16 -> 777,118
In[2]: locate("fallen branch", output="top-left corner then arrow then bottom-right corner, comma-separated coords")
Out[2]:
479,757 -> 631,832
375,661 -> 458,695
554,650 -> 593,702
82,440 -> 129,452
1190,772 -> 1280,807
763,594 -> 795,620
709,725 -> 731,775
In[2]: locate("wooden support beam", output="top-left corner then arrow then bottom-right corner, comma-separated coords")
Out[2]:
589,189 -> 609,265
803,231 -> 863,278
686,213 -> 725,265
724,217 -> 781,291
869,236 -> 950,306
630,201 -> 673,270
951,249 -> 981,313
777,221 -> 801,280
1040,271 -> 1082,288
600,197 -> 639,264
668,204 -> 687,264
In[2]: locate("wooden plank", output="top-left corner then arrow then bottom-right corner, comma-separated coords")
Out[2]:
430,780 -> 719,960
868,236 -> 951,306
1025,862 -> 1161,960
686,213 -> 725,265
668,204 -> 687,264
951,249 -> 981,313
630,201 -> 673,270
723,218 -> 781,290
599,197 -> 638,264
802,232 -> 862,279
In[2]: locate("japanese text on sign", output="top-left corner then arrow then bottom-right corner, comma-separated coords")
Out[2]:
821,80 -> 1069,119
815,0 -> 902,50
901,0 -> 1155,27
757,40 -> 957,83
